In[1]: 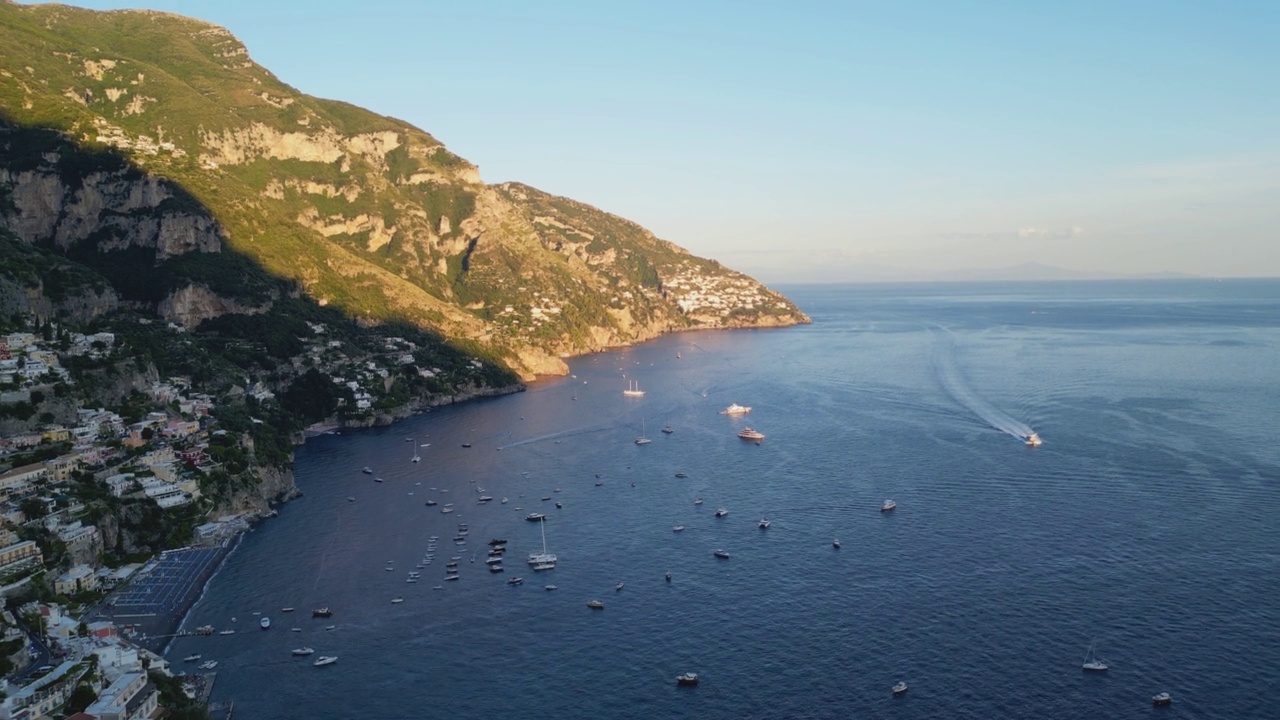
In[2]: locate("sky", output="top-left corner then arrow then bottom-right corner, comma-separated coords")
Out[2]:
43,0 -> 1280,282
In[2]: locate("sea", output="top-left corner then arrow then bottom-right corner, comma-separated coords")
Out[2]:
172,279 -> 1280,719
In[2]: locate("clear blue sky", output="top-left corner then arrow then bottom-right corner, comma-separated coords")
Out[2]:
49,1 -> 1280,281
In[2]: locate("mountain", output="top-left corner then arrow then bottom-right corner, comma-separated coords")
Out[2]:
0,1 -> 808,380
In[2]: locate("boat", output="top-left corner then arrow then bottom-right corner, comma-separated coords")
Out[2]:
672,526 -> 685,532
528,518 -> 557,570
260,617 -> 270,630
713,550 -> 730,559
445,575 -> 460,581
881,499 -> 897,512
635,418 -> 652,445
674,472 -> 688,478
545,584 -> 558,591
758,518 -> 771,529
314,656 -> 338,667
346,497 -> 355,502
362,467 -> 372,474
665,571 -> 672,582
1082,643 -> 1108,672
441,507 -> 454,514
721,403 -> 752,415
507,577 -> 523,585
311,608 -> 332,618
526,513 -> 546,522
715,508 -> 728,517
411,442 -> 421,463
737,427 -> 765,441
1025,432 -> 1043,447
183,654 -> 201,662
461,442 -> 472,448
662,425 -> 674,434
291,627 -> 301,632
694,498 -> 704,505
832,539 -> 841,548
587,600 -> 604,609
425,499 -> 438,506
477,496 -> 494,503
291,647 -> 314,656
555,501 -> 562,508
892,681 -> 908,695
615,582 -> 625,591
374,477 -> 383,483
1152,692 -> 1172,706
323,625 -> 335,631
623,380 -> 645,397
200,660 -> 218,670
390,597 -> 404,604
485,557 -> 504,565
218,630 -> 235,635
281,607 -> 295,613
489,565 -> 505,573
676,672 -> 700,686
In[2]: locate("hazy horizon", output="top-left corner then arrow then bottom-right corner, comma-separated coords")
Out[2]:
43,0 -> 1280,284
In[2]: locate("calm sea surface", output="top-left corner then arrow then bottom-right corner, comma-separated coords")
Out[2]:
177,280 -> 1280,719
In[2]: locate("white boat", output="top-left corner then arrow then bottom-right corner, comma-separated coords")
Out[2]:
832,539 -> 841,548
200,660 -> 218,670
390,597 -> 404,604
662,425 -> 674,434
1082,642 -> 1108,672
314,656 -> 338,667
292,647 -> 314,656
881,499 -> 897,512
635,418 -> 651,445
672,525 -> 685,532
507,577 -> 523,585
615,582 -> 625,591
1152,692 -> 1172,706
260,617 -> 270,630
758,518 -> 771,529
183,654 -> 201,662
737,427 -> 765,441
721,403 -> 752,415
587,600 -> 604,609
528,518 -> 557,570
676,672 -> 700,686
713,549 -> 730,559
623,380 -> 645,396
715,508 -> 729,517
218,630 -> 235,635
1025,432 -> 1043,447
362,467 -> 372,475
892,681 -> 908,695
545,584 -> 558,591
526,513 -> 546,522
694,498 -> 704,505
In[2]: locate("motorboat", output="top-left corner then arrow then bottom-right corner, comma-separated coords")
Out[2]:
881,499 -> 897,512
1082,642 -> 1108,672
713,550 -> 730,559
507,577 -> 523,586
892,681 -> 908,695
526,513 -> 546,522
362,467 -> 372,475
374,477 -> 383,483
183,654 -> 201,662
676,672 -> 700,686
314,656 -> 338,667
346,497 -> 355,502
758,518 -> 771,529
324,625 -> 336,630
694,498 -> 704,505
715,508 -> 729,517
441,507 -> 454,514
260,617 -> 271,630
555,501 -> 562,509
721,403 -> 751,415
292,647 -> 314,656
281,607 -> 295,613
200,660 -> 218,670
674,472 -> 688,478
461,442 -> 472,448
425,499 -> 438,506
587,600 -> 604,609
445,575 -> 460,581
489,565 -> 505,573
1152,692 -> 1172,706
665,571 -> 672,582
1025,432 -> 1043,447
737,427 -> 765,441
291,627 -> 301,632
218,630 -> 235,635
832,539 -> 841,549
545,584 -> 558,591
615,582 -> 625,592
311,608 -> 332,618
672,525 -> 685,532
390,597 -> 404,604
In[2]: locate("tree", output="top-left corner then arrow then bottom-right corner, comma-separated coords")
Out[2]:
66,684 -> 98,714
19,497 -> 47,521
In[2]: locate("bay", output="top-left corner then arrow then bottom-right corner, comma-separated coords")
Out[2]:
175,279 -> 1280,719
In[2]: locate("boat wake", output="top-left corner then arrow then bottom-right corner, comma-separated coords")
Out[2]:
933,328 -> 1034,441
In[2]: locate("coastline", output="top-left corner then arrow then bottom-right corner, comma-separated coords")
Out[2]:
162,534 -> 243,656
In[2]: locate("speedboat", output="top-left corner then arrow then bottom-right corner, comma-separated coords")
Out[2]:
1152,692 -> 1172,706
292,647 -> 314,656
694,498 -> 703,505
260,617 -> 270,630
183,654 -> 201,662
758,518 -> 771,529
507,577 -> 523,585
587,600 -> 604,609
892,681 -> 908,695
737,427 -> 765,441
362,467 -> 372,475
312,608 -> 332,618
713,550 -> 730,559
545,584 -> 558,591
672,525 -> 685,532
715,508 -> 728,517
676,672 -> 700,686
615,582 -> 625,592
721,403 -> 752,415
200,660 -> 218,670
390,597 -> 404,604
1025,432 -> 1043,447
314,656 -> 337,667
425,499 -> 438,506
881,499 -> 897,512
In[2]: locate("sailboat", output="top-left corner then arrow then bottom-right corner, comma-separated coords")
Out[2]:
623,380 -> 645,397
410,439 -> 421,463
635,418 -> 652,445
528,518 -> 557,570
1082,642 -> 1108,672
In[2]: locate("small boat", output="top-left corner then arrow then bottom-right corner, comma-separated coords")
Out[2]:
1025,432 -> 1043,447
218,630 -> 235,635
674,472 -> 688,478
362,467 -> 372,475
200,660 -> 218,670
673,525 -> 685,532
485,557 -> 504,565
615,582 -> 625,592
445,575 -> 460,581
461,442 -> 472,448
390,597 -> 404,604
662,425 -> 674,434
676,672 -> 700,686
587,600 -> 605,609
694,498 -> 703,505
623,380 -> 645,397
281,607 -> 295,613
441,507 -> 454,514
758,518 -> 771,529
324,625 -> 336,631
501,497 -> 509,503
292,647 -> 314,656
507,577 -> 523,585
892,681 -> 908,695
555,501 -> 562,508
881,499 -> 897,512
489,565 -> 505,573
721,403 -> 752,415
346,497 -> 356,502
526,513 -> 546,522
291,627 -> 301,632
477,496 -> 494,503
183,654 -> 201,662
665,571 -> 672,582
1152,692 -> 1172,706
832,539 -> 841,548
635,436 -> 651,445
425,500 -> 438,506
374,477 -> 384,483
545,584 -> 558,591
713,550 -> 730,559
737,427 -> 765,441
260,617 -> 271,630
715,508 -> 728,517
311,608 -> 333,618
314,656 -> 338,667
1082,642 -> 1108,672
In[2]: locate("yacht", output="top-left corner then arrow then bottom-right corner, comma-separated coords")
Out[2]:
721,403 -> 752,415
486,557 -> 504,565
758,518 -> 771,529
445,575 -> 460,581
892,681 -> 908,695
441,507 -> 454,514
489,565 -> 505,573
291,647 -> 314,656
713,549 -> 730,559
1082,642 -> 1108,672
260,617 -> 271,630
737,427 -> 765,441
1152,692 -> 1172,706
314,656 -> 338,667
676,672 -> 700,686
587,600 -> 605,609
881,499 -> 897,512
183,654 -> 201,662
715,508 -> 729,517
528,519 -> 557,570
1025,432 -> 1043,447
623,380 -> 645,397
280,607 -> 295,613
662,425 -> 674,434
526,513 -> 546,522
635,419 -> 652,445
218,629 -> 235,635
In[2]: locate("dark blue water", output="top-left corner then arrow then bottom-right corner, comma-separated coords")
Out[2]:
177,280 -> 1280,719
